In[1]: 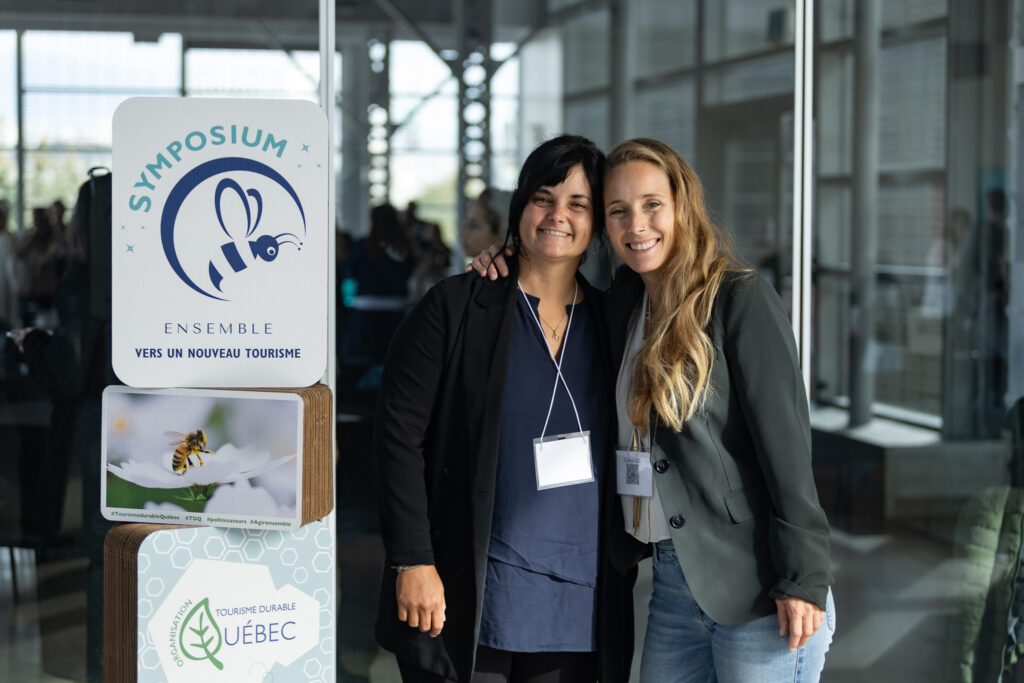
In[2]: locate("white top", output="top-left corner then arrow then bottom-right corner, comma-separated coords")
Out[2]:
616,290 -> 671,543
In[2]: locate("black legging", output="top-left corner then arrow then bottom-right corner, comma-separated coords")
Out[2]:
398,645 -> 597,683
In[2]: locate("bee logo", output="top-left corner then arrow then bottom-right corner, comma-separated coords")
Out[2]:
160,157 -> 308,302
166,430 -> 215,475
207,178 -> 301,293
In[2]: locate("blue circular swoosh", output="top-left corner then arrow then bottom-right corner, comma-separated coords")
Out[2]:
160,157 -> 307,301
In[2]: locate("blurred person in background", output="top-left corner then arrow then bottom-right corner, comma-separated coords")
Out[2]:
460,187 -> 511,266
15,206 -> 63,328
341,203 -> 415,364
405,200 -> 451,302
407,220 -> 452,302
0,200 -> 17,325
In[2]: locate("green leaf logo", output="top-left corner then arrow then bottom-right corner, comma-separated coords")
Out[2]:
179,597 -> 224,670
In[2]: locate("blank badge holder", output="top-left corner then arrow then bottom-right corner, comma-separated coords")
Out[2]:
533,431 -> 594,490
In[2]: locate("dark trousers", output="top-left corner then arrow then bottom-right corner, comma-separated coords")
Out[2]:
398,645 -> 597,683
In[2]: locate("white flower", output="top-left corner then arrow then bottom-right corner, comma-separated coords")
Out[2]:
251,456 -> 298,509
205,479 -> 294,517
224,396 -> 300,457
107,443 -> 295,489
143,501 -> 187,513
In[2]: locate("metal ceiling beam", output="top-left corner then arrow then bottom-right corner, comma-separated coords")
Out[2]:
372,0 -> 453,68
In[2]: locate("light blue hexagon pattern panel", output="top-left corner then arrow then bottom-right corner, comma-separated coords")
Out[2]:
135,523 -> 333,682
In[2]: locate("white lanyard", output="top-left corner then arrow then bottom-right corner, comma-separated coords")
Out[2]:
517,281 -> 584,441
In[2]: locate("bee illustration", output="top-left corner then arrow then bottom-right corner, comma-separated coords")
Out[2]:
166,430 -> 215,475
207,178 -> 301,293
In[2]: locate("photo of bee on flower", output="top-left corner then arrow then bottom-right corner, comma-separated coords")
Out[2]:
102,387 -> 301,521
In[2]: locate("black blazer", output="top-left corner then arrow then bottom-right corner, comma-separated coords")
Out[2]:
606,266 -> 832,626
374,265 -> 635,682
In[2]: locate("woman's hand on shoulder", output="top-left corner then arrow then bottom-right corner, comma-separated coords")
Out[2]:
466,244 -> 514,280
396,565 -> 446,637
775,596 -> 824,651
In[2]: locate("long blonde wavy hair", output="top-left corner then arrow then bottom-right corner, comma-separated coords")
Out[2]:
607,138 -> 748,433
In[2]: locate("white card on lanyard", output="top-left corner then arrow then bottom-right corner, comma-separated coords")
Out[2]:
519,281 -> 593,491
615,449 -> 653,496
534,431 -> 594,490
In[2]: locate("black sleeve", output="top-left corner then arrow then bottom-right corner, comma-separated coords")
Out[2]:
374,282 -> 455,567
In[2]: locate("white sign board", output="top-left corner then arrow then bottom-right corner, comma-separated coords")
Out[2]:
112,97 -> 328,387
134,526 -> 332,682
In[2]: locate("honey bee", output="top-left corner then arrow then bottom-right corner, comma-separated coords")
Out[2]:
166,430 -> 214,475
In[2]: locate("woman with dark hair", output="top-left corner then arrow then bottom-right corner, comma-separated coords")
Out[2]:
374,135 -> 633,683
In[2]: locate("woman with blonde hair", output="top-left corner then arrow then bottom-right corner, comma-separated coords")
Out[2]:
472,137 -> 834,681
602,137 -> 833,682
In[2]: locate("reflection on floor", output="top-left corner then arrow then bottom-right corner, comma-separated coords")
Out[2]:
4,524 -> 1024,682
826,529 -> 953,681
1,548 -> 87,683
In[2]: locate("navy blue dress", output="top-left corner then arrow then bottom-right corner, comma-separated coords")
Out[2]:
477,291 -> 608,652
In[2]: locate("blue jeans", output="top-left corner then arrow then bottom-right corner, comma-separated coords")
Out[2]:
640,540 -> 835,683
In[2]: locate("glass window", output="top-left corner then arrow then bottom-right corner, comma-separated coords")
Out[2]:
704,0 -> 795,62
22,31 -> 181,90
816,50 -> 853,177
490,47 -> 519,97
635,77 -> 697,165
22,93 -> 135,148
390,41 -> 450,95
562,8 -> 610,95
881,0 -> 946,29
0,32 -> 17,148
812,2 -> 1017,675
563,94 -> 610,151
186,48 -> 320,98
389,152 -> 457,240
517,29 -> 564,154
702,51 -> 794,106
879,36 -> 946,173
390,93 -> 458,151
819,0 -> 854,43
635,0 -> 697,76
491,93 -> 520,159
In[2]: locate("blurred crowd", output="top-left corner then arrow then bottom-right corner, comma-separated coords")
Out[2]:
336,190 -> 509,369
0,198 -> 80,332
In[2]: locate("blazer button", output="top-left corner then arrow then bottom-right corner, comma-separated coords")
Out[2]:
654,459 -> 670,474
669,514 -> 686,529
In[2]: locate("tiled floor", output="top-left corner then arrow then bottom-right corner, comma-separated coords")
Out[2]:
2,524 -> 1019,682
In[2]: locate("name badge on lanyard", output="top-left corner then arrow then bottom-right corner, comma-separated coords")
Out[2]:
535,431 -> 594,490
519,281 -> 595,492
615,449 -> 653,497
